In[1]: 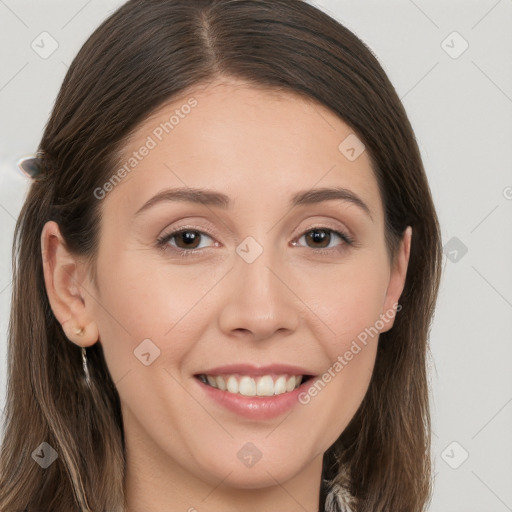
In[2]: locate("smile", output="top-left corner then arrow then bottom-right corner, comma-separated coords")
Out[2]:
196,373 -> 312,397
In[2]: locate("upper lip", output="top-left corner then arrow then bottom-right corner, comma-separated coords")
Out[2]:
195,363 -> 316,377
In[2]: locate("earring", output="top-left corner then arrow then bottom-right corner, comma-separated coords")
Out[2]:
75,327 -> 91,386
82,346 -> 91,386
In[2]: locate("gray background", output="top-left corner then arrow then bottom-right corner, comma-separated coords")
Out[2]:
1,1 -> 511,510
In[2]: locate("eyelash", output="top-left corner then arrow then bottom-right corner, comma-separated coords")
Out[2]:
156,225 -> 355,258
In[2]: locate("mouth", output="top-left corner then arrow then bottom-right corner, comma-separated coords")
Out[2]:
194,373 -> 315,397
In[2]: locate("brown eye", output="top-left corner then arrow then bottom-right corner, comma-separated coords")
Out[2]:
157,229 -> 216,253
296,228 -> 352,250
173,230 -> 202,249
304,229 -> 332,248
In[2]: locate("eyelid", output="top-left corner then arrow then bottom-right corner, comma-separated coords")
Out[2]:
156,225 -> 219,252
157,222 -> 355,257
292,224 -> 354,251
294,219 -> 353,241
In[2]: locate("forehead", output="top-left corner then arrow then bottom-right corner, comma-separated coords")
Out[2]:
103,78 -> 383,220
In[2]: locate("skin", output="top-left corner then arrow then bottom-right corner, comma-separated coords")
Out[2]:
41,77 -> 411,512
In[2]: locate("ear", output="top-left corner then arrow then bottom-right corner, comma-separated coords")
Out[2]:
379,226 -> 412,333
41,221 -> 99,347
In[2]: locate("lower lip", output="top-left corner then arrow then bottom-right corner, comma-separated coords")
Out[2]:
195,377 -> 314,420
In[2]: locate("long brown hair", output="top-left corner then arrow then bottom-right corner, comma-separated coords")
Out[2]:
0,1 -> 442,510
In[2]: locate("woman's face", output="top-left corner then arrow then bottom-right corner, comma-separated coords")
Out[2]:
53,78 -> 410,497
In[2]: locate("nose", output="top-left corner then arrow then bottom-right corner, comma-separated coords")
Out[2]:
217,244 -> 301,342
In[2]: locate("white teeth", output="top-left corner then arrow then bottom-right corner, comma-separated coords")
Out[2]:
201,374 -> 305,396
256,375 -> 274,396
239,376 -> 257,396
274,375 -> 287,395
216,375 -> 227,391
286,376 -> 297,392
226,376 -> 238,393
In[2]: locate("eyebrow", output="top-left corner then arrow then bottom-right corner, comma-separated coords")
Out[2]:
134,186 -> 373,221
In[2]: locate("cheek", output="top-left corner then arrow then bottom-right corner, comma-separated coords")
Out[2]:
294,255 -> 388,423
89,244 -> 233,390
89,250 -> 201,380
301,255 -> 390,352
